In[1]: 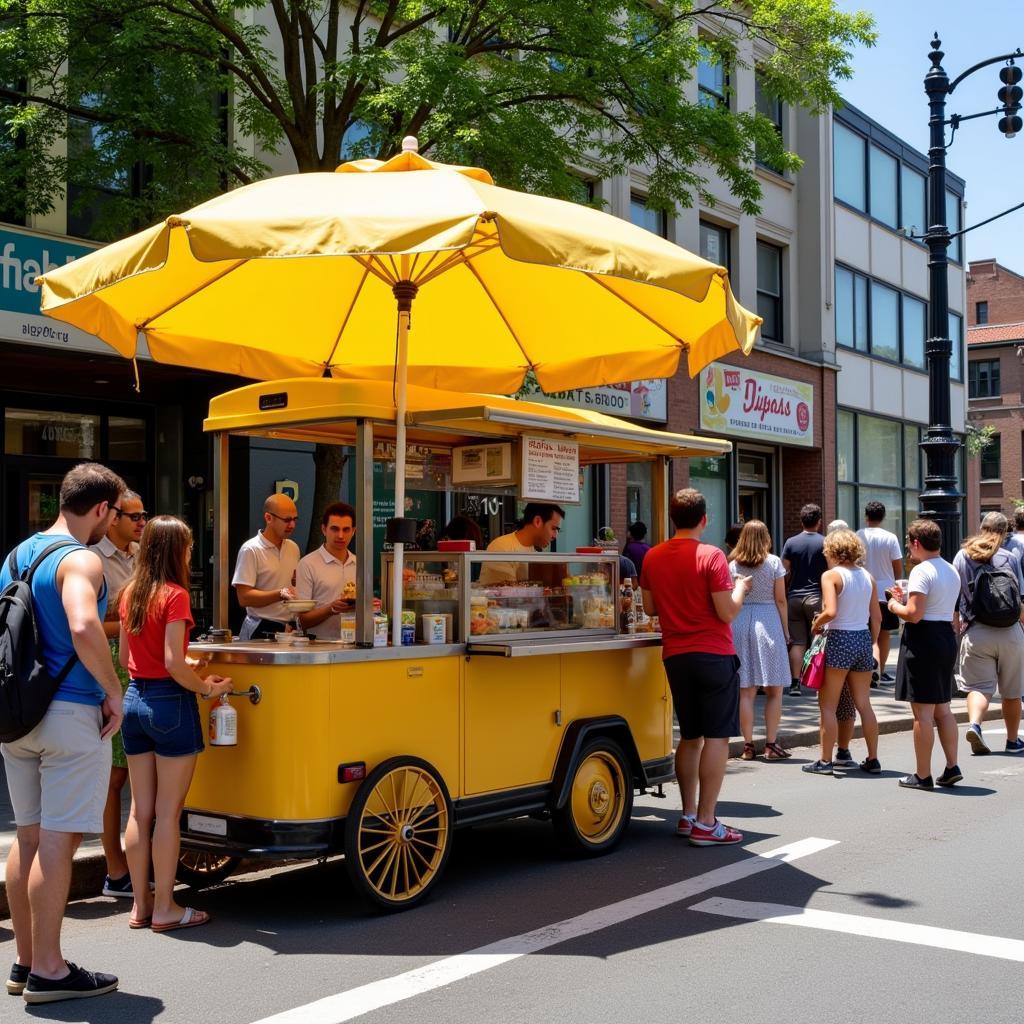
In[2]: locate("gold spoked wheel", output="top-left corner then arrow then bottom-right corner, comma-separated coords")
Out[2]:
553,738 -> 633,855
344,757 -> 452,911
175,850 -> 240,888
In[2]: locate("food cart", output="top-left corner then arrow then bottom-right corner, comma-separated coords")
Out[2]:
180,375 -> 729,910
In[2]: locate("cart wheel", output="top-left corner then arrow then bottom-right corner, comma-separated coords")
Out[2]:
344,756 -> 452,911
175,850 -> 241,889
553,737 -> 633,856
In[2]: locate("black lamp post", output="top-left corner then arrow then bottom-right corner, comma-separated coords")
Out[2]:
922,35 -> 1021,557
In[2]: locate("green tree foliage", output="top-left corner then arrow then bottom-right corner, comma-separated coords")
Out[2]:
1,0 -> 874,240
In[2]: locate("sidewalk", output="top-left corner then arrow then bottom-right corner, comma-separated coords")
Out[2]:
0,653 -> 1011,917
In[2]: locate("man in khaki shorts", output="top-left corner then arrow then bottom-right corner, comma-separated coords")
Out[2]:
0,463 -> 125,1004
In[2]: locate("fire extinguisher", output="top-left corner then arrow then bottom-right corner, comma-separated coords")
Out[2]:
209,694 -> 237,746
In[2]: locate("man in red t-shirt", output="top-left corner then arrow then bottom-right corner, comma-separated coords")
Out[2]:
640,488 -> 751,847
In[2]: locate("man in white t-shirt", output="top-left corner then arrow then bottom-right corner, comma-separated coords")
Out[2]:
857,501 -> 904,684
479,502 -> 565,585
232,493 -> 301,639
295,502 -> 358,639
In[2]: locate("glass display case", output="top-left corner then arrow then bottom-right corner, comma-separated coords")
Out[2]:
382,552 -> 620,644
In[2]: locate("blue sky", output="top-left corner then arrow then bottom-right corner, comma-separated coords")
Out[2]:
835,0 -> 1024,271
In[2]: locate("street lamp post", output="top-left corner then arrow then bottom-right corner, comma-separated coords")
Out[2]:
920,35 -> 1022,557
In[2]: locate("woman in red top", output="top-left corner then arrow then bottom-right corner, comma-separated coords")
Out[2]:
118,515 -> 231,932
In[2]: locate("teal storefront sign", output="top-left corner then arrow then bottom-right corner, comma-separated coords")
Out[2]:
0,228 -> 96,316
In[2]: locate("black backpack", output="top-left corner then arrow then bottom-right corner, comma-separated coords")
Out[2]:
969,559 -> 1022,629
0,541 -> 81,743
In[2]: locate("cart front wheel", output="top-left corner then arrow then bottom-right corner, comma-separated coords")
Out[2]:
344,756 -> 452,911
175,850 -> 241,888
553,738 -> 633,856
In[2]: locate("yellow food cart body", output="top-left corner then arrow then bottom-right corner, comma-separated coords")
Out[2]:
186,644 -> 670,826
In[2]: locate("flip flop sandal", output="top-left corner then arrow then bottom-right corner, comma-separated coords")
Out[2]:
128,916 -> 151,930
151,907 -> 211,933
740,742 -> 756,761
763,741 -> 792,760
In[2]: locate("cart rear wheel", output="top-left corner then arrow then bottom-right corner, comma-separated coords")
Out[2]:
344,757 -> 452,911
175,851 -> 241,888
553,738 -> 633,856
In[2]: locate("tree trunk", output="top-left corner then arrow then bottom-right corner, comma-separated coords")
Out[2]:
306,443 -> 348,551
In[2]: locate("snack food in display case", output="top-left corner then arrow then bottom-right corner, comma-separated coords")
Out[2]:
383,553 -> 620,644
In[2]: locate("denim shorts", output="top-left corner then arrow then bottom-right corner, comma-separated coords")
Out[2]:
122,678 -> 204,758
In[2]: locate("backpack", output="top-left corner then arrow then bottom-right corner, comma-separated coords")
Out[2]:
969,559 -> 1022,629
0,541 -> 81,743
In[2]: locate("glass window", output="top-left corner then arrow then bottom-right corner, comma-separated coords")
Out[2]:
838,409 -> 855,482
108,416 -> 147,461
969,359 -> 1001,398
626,463 -> 652,530
869,146 -> 898,228
835,266 -> 868,351
837,483 -> 858,528
904,425 -> 922,491
858,414 -> 901,486
946,191 -> 962,263
976,301 -> 989,325
699,220 -> 731,273
901,166 -> 926,236
902,295 -> 926,370
870,282 -> 900,361
859,486 -> 906,544
980,433 -> 1001,480
755,76 -> 784,173
757,241 -> 783,343
949,312 -> 963,380
697,44 -> 727,108
5,409 -> 100,458
833,122 -> 866,210
629,194 -> 667,238
689,456 -> 729,541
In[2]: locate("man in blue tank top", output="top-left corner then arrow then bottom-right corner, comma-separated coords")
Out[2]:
1,462 -> 126,1005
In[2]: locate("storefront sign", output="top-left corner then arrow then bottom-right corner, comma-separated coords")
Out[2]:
520,435 -> 580,503
0,227 -> 117,356
699,362 -> 814,447
515,376 -> 667,422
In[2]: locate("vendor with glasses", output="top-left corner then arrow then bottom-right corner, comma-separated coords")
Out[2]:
231,493 -> 301,639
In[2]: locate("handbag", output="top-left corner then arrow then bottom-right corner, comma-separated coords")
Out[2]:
800,633 -> 828,690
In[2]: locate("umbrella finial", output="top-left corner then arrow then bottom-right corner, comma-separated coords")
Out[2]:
401,136 -> 419,154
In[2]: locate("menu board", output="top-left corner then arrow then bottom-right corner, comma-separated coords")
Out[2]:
520,435 -> 580,503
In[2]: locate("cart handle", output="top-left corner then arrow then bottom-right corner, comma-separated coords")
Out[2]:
201,685 -> 262,705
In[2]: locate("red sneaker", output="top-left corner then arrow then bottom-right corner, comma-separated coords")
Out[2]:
676,815 -> 696,837
688,820 -> 743,847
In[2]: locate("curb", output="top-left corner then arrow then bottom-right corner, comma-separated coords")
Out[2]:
0,705 -> 1012,920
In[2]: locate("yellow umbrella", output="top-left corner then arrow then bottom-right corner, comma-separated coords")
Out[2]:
38,137 -> 759,643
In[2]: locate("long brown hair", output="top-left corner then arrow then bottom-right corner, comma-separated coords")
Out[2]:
962,528 -> 1003,564
729,520 -> 771,567
122,515 -> 192,634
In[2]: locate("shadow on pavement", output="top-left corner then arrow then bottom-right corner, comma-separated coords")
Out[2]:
823,889 -> 916,909
24,992 -> 163,1022
714,801 -> 782,819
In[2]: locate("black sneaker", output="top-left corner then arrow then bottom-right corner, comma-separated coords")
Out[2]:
936,764 -> 963,787
787,681 -> 802,696
801,760 -> 834,775
833,748 -> 857,769
6,963 -> 29,996
860,757 -> 882,774
881,671 -> 895,682
898,773 -> 934,790
870,673 -> 879,688
22,962 -> 118,1005
102,872 -> 134,898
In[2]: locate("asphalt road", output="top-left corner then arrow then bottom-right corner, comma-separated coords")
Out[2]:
5,724 -> 1023,1024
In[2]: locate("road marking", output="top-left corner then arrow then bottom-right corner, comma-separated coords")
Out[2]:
691,898 -> 1024,962
249,837 -> 836,1024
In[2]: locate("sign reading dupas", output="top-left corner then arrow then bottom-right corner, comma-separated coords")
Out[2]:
699,363 -> 813,447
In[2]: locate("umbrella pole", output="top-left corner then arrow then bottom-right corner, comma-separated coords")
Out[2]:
391,276 -> 417,647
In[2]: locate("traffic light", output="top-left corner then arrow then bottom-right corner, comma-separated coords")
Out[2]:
998,63 -> 1023,137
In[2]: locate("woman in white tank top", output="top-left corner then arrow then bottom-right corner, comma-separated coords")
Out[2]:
802,529 -> 881,776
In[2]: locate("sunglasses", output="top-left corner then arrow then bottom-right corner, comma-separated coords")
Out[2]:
269,512 -> 300,525
113,507 -> 149,523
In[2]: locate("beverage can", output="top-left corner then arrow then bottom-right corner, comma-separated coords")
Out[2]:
401,622 -> 416,645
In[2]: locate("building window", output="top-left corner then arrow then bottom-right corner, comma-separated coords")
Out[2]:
869,281 -> 900,362
755,76 -> 784,173
833,122 -> 866,211
689,456 -> 729,539
835,266 -> 868,351
869,146 -> 899,229
697,44 -> 728,109
756,241 -> 783,343
946,191 -> 962,264
968,359 -> 1001,398
902,295 -> 927,370
976,301 -> 989,325
629,193 -> 667,238
699,220 -> 731,274
949,311 -> 963,380
980,433 -> 1002,481
901,167 -> 926,237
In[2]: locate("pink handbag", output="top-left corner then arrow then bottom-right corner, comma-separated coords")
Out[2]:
800,633 -> 828,690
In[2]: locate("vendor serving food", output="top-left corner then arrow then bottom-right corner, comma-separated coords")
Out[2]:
479,502 -> 565,585
294,501 -> 358,639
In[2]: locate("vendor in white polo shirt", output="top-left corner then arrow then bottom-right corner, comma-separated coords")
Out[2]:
295,501 -> 358,639
232,493 -> 301,639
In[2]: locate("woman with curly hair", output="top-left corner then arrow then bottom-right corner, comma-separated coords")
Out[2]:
802,529 -> 881,776
728,520 -> 791,760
